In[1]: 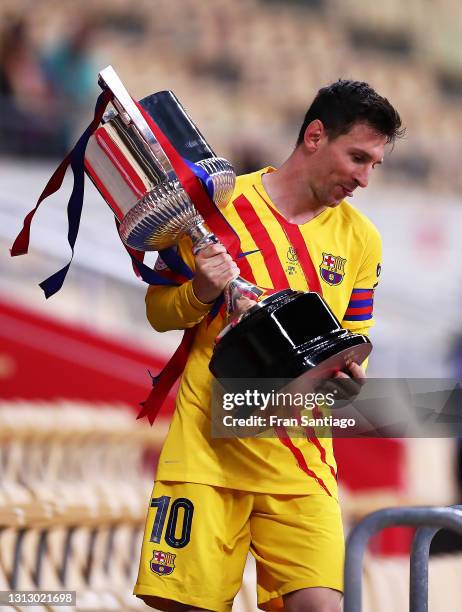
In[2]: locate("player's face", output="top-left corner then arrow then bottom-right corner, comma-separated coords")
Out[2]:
310,122 -> 387,206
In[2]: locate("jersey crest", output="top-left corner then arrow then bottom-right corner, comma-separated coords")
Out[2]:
150,549 -> 176,576
319,253 -> 346,286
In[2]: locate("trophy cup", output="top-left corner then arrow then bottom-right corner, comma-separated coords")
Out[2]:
85,66 -> 372,390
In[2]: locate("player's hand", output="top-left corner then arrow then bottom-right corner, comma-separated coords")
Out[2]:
332,361 -> 366,400
315,361 -> 366,402
192,243 -> 240,304
335,361 -> 366,381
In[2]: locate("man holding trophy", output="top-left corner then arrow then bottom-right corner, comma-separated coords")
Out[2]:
132,81 -> 403,611
11,70 -> 402,611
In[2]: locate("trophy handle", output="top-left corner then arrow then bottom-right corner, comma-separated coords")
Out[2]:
188,223 -> 264,314
98,65 -> 176,182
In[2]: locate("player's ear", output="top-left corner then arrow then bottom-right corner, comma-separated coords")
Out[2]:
303,120 -> 325,152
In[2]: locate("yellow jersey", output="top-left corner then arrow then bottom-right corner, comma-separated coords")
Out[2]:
146,167 -> 382,496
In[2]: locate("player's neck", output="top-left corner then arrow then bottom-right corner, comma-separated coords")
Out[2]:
262,154 -> 327,225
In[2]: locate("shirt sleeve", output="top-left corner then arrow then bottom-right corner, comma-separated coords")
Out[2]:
342,224 -> 382,333
145,239 -> 212,332
348,324 -> 371,372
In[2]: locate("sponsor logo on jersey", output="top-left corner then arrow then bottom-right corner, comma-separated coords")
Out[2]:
287,246 -> 298,263
150,549 -> 176,576
319,253 -> 346,286
286,246 -> 300,276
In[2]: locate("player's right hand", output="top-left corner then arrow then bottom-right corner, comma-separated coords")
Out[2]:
192,243 -> 240,304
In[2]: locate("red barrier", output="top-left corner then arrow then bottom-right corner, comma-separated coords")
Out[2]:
0,298 -> 175,415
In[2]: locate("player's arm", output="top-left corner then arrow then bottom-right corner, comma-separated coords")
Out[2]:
332,225 -> 382,394
146,243 -> 239,332
341,222 -> 382,369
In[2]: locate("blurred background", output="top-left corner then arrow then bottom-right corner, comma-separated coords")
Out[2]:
1,0 -> 462,610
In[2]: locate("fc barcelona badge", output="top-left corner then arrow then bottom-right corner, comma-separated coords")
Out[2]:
319,253 -> 346,286
150,550 -> 176,576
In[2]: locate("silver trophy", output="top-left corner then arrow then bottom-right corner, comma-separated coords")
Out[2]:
85,66 -> 263,313
85,66 -> 372,388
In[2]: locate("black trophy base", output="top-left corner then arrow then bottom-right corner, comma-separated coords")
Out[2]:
209,290 -> 372,390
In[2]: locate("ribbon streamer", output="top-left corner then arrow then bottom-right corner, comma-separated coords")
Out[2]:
10,89 -> 113,298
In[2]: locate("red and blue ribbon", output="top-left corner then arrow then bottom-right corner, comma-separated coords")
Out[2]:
10,88 -> 113,297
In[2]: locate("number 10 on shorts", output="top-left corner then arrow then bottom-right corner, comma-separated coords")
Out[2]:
150,496 -> 194,549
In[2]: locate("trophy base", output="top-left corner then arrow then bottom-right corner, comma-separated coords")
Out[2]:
209,290 -> 372,389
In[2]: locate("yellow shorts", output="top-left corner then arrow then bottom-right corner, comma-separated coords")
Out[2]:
134,481 -> 344,611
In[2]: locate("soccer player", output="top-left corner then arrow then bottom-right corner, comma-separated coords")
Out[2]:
134,80 -> 403,612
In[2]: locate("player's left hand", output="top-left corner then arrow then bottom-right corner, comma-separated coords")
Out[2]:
317,361 -> 366,402
335,361 -> 366,380
334,361 -> 366,400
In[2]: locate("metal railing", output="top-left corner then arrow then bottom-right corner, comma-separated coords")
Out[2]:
344,505 -> 462,612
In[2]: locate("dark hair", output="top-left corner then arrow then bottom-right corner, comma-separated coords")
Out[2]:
296,79 -> 405,146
